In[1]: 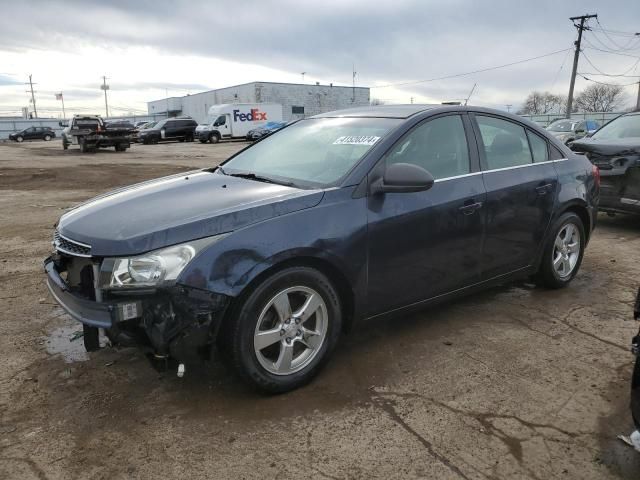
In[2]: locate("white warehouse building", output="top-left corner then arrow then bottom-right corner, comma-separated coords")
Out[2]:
147,81 -> 370,124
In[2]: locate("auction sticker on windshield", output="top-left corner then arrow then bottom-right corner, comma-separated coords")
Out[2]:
333,136 -> 380,146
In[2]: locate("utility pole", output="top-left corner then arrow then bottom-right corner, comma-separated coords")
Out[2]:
352,64 -> 357,103
636,80 -> 640,112
100,76 -> 110,118
566,14 -> 597,118
26,74 -> 37,118
505,104 -> 512,113
301,72 -> 306,83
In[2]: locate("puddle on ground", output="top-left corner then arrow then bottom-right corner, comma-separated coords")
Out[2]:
45,324 -> 89,363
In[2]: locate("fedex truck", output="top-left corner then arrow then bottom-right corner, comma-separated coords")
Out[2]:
198,103 -> 283,143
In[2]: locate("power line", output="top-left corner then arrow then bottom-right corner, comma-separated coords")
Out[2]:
549,48 -> 572,92
583,44 -> 640,59
578,74 -> 639,87
580,51 -> 640,76
595,18 -> 640,50
371,47 -> 572,89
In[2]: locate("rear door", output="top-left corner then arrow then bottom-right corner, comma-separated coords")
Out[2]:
366,113 -> 486,315
471,114 -> 557,280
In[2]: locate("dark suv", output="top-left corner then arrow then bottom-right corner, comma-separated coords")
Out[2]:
9,126 -> 56,142
138,117 -> 197,144
44,105 -> 598,393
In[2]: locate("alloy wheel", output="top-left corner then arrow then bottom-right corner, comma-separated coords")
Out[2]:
552,223 -> 581,278
253,286 -> 328,375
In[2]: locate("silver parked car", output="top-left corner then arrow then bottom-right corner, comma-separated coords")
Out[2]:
546,119 -> 600,144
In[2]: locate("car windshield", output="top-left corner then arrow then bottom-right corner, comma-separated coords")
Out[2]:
547,120 -> 575,132
220,117 -> 401,188
592,115 -> 640,140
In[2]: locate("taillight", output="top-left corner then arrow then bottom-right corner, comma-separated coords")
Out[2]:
592,164 -> 600,189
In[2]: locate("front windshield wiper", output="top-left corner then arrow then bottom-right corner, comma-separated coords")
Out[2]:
221,168 -> 296,187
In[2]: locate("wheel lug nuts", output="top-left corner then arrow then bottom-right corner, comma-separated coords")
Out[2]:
295,318 -> 300,324
280,329 -> 285,336
286,338 -> 292,344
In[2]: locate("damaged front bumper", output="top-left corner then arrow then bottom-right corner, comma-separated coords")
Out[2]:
44,254 -> 231,365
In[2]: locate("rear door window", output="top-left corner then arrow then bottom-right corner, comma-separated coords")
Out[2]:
526,130 -> 549,163
475,115 -> 533,170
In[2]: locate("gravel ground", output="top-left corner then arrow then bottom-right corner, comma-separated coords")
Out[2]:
1,139 -> 640,479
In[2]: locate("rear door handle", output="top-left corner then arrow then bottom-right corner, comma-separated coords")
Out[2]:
536,183 -> 553,195
459,201 -> 483,215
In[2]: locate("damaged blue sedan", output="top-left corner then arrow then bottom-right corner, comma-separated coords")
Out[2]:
45,105 -> 598,392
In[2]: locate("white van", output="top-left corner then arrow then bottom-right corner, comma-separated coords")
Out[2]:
198,103 -> 283,143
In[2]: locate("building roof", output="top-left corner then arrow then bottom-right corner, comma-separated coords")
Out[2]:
148,81 -> 369,104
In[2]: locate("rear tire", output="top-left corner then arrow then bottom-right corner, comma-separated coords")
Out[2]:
225,267 -> 342,393
44,134 -> 51,141
534,212 -> 585,289
16,136 -> 23,143
83,324 -> 100,352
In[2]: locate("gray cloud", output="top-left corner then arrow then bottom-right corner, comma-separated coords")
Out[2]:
1,0 -> 639,108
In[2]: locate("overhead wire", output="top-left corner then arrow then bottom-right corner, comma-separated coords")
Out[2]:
371,47 -> 572,89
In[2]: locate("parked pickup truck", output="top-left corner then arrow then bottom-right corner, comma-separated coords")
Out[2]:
60,116 -> 133,153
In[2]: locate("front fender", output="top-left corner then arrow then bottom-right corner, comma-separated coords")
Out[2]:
177,187 -> 368,301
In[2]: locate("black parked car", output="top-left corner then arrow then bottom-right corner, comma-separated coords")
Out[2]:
570,112 -> 640,215
9,126 -> 56,142
44,105 -> 598,392
138,117 -> 197,144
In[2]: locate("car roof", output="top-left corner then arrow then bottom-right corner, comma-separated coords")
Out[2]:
312,104 -> 442,119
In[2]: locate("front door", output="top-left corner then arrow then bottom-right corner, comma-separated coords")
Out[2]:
366,114 -> 486,316
471,114 -> 557,280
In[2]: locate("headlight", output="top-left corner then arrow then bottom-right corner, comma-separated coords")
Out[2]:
102,235 -> 226,289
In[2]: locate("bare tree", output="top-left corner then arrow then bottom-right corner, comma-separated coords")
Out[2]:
518,91 -> 566,115
574,84 -> 626,112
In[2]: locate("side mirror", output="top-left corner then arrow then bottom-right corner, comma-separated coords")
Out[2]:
371,163 -> 435,195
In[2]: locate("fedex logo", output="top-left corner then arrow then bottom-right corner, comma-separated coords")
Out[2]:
233,108 -> 267,122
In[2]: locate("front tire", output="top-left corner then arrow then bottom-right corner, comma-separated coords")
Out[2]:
209,133 -> 220,144
535,212 -> 585,288
225,267 -> 342,393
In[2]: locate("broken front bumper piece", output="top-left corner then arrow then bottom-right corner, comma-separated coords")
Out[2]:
44,255 -> 230,365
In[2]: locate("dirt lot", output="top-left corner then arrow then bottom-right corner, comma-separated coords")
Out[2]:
1,139 -> 640,479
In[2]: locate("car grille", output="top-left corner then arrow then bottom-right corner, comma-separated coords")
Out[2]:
53,230 -> 92,257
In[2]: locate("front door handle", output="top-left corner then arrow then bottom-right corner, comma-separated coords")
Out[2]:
536,183 -> 553,195
459,201 -> 483,215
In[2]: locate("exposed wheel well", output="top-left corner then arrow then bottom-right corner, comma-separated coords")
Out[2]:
228,257 -> 356,334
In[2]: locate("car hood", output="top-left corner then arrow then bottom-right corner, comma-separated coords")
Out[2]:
57,170 -> 324,256
570,137 -> 640,157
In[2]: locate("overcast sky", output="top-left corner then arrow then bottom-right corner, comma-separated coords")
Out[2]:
1,0 -> 639,118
